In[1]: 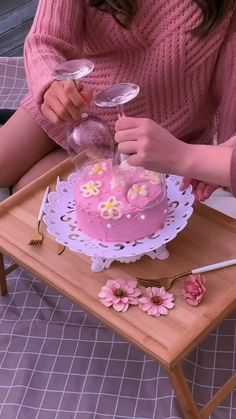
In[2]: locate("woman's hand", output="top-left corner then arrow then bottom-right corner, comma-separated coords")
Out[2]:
41,80 -> 93,124
182,178 -> 220,201
115,117 -> 235,191
182,136 -> 236,200
115,116 -> 187,174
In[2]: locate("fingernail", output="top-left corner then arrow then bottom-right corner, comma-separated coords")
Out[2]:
195,194 -> 203,202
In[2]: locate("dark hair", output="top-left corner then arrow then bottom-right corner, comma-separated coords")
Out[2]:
88,0 -> 234,35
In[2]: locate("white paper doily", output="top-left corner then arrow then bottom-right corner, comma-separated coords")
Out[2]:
44,173 -> 194,271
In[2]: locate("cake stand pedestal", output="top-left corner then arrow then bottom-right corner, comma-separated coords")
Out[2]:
90,245 -> 169,272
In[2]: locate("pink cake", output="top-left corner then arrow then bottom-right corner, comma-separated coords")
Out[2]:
75,159 -> 168,242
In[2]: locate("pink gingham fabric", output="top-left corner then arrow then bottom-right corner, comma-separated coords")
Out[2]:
0,57 -> 27,110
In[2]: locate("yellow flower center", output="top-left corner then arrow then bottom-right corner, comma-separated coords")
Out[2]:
134,186 -> 141,194
95,166 -> 103,174
87,184 -> 96,191
106,203 -> 115,210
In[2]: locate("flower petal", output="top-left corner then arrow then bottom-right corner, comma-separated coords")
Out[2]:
158,306 -> 169,315
148,306 -> 161,317
163,300 -> 175,309
129,298 -> 139,305
128,280 -> 138,289
113,302 -> 129,312
139,302 -> 151,312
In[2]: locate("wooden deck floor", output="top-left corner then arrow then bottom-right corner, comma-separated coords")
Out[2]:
0,0 -> 37,56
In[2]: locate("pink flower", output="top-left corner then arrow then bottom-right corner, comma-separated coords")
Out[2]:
183,274 -> 207,306
138,287 -> 175,317
98,279 -> 142,312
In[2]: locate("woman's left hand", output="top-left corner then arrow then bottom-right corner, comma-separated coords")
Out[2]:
182,178 -> 220,201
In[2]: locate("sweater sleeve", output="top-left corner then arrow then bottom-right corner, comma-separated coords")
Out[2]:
24,0 -> 85,105
230,143 -> 236,197
214,11 -> 236,143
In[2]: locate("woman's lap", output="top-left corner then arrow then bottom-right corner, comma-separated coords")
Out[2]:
13,148 -> 67,192
0,107 -> 66,188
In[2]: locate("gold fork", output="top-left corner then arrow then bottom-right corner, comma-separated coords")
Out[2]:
28,186 -> 50,246
56,176 -> 66,256
57,243 -> 66,255
137,258 -> 236,290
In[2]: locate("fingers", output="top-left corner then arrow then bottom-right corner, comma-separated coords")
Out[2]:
127,153 -> 143,167
117,140 -> 138,155
180,177 -> 191,190
64,81 -> 92,109
41,102 -> 65,124
194,181 -> 206,201
57,83 -> 83,121
115,127 -> 140,143
181,178 -> 198,193
43,82 -> 76,123
115,116 -> 145,131
201,184 -> 219,199
194,181 -> 219,202
78,84 -> 93,105
180,179 -> 219,203
42,81 -> 93,125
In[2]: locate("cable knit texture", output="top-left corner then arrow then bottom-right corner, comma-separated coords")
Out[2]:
22,0 -> 236,188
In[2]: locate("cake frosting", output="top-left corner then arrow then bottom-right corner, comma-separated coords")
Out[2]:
75,159 -> 168,242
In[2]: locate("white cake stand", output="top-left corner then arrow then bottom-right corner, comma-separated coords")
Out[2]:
43,173 -> 195,272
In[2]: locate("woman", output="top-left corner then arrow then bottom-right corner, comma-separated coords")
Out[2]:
0,0 -> 235,194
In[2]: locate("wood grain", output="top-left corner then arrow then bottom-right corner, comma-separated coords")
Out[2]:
0,0 -> 37,56
0,157 -> 235,369
0,156 -> 235,418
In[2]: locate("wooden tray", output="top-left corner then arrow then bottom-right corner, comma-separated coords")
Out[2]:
0,156 -> 235,370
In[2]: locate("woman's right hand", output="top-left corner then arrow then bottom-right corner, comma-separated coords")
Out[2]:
41,80 -> 93,124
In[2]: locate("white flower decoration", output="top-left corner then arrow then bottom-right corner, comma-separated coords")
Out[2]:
141,170 -> 161,184
80,180 -> 102,198
110,176 -> 125,190
98,196 -> 123,220
89,162 -> 107,176
118,160 -> 135,172
127,184 -> 149,200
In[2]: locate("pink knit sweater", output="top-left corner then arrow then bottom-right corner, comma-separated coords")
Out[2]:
22,0 -> 236,188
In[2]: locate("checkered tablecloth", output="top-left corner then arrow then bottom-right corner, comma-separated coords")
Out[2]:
0,57 -> 235,419
0,57 -> 28,110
